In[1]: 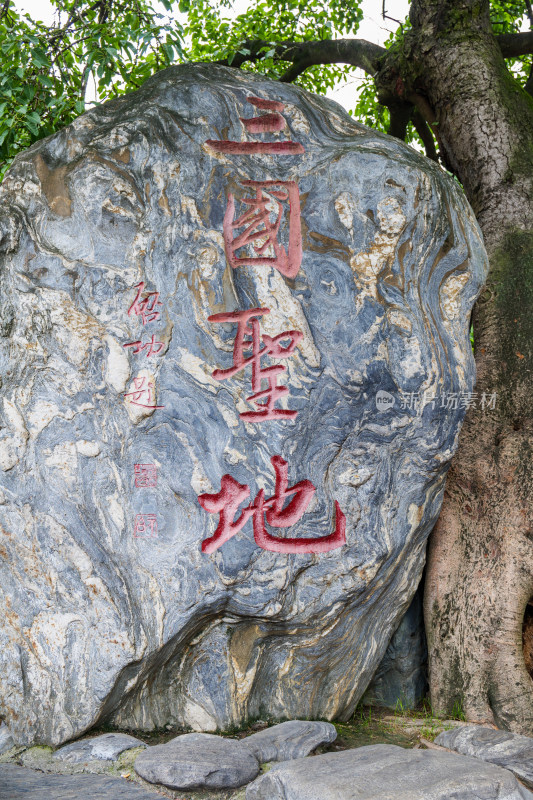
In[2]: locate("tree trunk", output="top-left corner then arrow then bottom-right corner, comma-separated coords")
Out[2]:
402,0 -> 533,731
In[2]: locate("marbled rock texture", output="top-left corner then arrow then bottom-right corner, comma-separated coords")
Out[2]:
0,723 -> 13,755
0,63 -> 488,746
364,585 -> 428,709
244,745 -> 533,800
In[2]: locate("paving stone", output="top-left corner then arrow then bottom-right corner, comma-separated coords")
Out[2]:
243,720 -> 336,762
53,732 -> 147,762
436,725 -> 533,789
0,764 -> 163,800
245,743 -> 533,799
134,732 -> 260,790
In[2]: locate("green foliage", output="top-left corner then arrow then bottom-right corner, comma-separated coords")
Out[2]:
354,1 -> 533,153
0,0 -> 364,178
393,696 -> 409,716
353,75 -> 390,133
183,0 -> 363,97
352,19 -> 427,151
0,0 -> 184,177
1,0 -> 532,179
186,0 -> 363,60
420,696 -> 435,718
490,0 -> 526,32
450,697 -> 466,721
489,0 -> 532,90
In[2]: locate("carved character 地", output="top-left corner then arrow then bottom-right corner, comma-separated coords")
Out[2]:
199,455 -> 346,554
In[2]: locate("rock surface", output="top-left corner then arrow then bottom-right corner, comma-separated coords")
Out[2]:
53,732 -> 146,762
0,63 -> 488,746
0,764 -> 163,800
133,732 -> 260,789
243,720 -> 336,762
0,723 -> 14,755
364,585 -> 428,709
245,744 -> 533,799
436,725 -> 533,789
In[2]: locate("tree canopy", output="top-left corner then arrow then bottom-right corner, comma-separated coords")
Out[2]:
1,0 -> 533,178
0,0 -> 184,174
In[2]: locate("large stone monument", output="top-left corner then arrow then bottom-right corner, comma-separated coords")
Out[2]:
0,64 -> 487,746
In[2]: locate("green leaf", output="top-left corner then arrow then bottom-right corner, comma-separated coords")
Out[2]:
25,121 -> 39,136
38,75 -> 54,88
31,47 -> 49,68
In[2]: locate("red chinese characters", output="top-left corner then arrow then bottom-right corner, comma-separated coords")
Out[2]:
134,513 -> 158,538
199,94 -> 347,555
223,180 -> 302,279
206,96 -> 304,155
124,376 -> 164,410
134,463 -> 158,488
198,455 -> 346,554
123,334 -> 165,358
125,283 -> 165,357
127,281 -> 163,325
209,307 -> 302,422
124,285 -> 166,540
123,282 -> 166,413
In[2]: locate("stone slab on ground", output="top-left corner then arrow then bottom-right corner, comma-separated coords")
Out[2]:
245,743 -> 533,799
436,725 -> 533,789
0,764 -> 164,800
53,732 -> 147,762
242,720 -> 336,762
382,715 -> 469,738
134,732 -> 260,790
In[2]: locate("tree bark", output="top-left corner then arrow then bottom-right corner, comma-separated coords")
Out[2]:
402,0 -> 533,731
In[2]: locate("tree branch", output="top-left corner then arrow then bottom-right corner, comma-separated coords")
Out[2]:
403,88 -> 454,172
0,0 -> 12,22
97,0 -> 111,25
412,109 -> 438,162
525,0 -> 533,30
497,31 -> 533,57
80,62 -> 90,100
382,0 -> 402,27
278,39 -> 387,80
387,100 -> 412,140
48,0 -> 105,43
220,32 -> 533,81
218,38 -> 386,79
